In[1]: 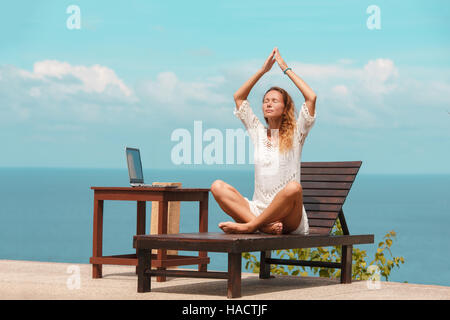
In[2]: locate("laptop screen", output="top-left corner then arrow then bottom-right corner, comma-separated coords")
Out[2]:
126,147 -> 144,183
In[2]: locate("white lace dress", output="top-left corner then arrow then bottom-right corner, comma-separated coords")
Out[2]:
233,99 -> 316,234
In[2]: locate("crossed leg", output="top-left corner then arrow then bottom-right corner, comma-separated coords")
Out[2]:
211,179 -> 303,234
210,180 -> 283,234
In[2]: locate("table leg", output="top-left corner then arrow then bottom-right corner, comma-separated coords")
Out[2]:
137,249 -> 151,293
136,201 -> 146,274
227,252 -> 242,298
156,200 -> 168,282
92,198 -> 104,278
137,201 -> 146,235
198,194 -> 208,272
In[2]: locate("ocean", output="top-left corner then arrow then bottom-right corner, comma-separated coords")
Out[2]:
0,167 -> 449,287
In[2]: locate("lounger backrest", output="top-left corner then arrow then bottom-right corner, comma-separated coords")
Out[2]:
301,161 -> 362,235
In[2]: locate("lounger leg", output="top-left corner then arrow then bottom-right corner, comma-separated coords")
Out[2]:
227,253 -> 242,298
340,245 -> 353,284
92,199 -> 103,279
137,249 -> 151,293
259,251 -> 273,279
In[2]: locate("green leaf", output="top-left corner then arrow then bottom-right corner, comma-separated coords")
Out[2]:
319,269 -> 329,277
386,239 -> 393,247
240,228 -> 405,283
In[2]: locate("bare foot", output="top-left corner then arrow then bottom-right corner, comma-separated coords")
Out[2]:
259,222 -> 283,235
218,221 -> 256,234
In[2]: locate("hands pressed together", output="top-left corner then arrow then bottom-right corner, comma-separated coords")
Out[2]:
261,47 -> 289,74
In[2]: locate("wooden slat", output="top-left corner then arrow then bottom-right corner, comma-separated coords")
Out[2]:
306,211 -> 339,219
304,203 -> 343,212
89,254 -> 210,268
303,189 -> 349,197
301,181 -> 353,190
303,196 -> 345,205
301,167 -> 359,175
307,227 -> 331,235
90,255 -> 138,266
301,161 -> 362,168
301,174 -> 356,182
308,219 -> 336,228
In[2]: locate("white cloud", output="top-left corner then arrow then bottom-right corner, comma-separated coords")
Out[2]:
139,71 -> 228,105
216,58 -> 403,128
226,57 -> 449,129
1,57 -> 449,134
143,71 -> 178,103
360,58 -> 399,95
28,60 -> 134,97
289,58 -> 399,95
0,60 -> 138,126
331,84 -> 349,96
135,71 -> 230,122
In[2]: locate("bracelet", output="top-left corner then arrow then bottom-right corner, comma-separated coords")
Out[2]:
283,67 -> 292,74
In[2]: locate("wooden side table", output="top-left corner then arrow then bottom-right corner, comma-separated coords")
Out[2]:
89,186 -> 210,281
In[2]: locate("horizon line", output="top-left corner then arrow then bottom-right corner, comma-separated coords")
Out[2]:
0,166 -> 449,175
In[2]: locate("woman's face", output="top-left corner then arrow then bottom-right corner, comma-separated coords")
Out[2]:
263,90 -> 285,120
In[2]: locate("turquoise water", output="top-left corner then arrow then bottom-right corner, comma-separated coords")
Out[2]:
0,168 -> 449,286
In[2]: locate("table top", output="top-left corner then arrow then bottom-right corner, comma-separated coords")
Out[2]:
91,186 -> 210,192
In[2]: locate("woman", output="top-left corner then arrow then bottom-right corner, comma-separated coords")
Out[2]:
211,47 -> 317,235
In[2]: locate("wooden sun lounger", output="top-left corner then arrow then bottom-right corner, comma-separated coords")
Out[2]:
133,161 -> 374,298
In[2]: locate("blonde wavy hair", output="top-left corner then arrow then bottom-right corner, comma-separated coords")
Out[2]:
262,86 -> 297,154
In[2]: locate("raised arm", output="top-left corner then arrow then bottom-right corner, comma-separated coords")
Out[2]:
233,49 -> 277,110
274,47 -> 317,117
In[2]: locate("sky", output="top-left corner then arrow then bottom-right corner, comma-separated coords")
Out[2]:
1,0 -> 449,174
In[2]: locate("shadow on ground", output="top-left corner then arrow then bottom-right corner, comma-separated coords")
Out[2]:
149,275 -> 341,298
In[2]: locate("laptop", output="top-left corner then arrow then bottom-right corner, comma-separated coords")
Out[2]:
126,147 -> 178,188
